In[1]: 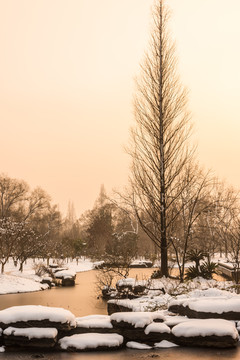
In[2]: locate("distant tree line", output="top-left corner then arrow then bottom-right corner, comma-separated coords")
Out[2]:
1,171 -> 240,282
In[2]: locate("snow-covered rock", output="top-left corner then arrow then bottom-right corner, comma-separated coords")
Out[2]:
0,305 -> 76,330
54,270 -> 76,279
3,327 -> 58,348
169,295 -> 240,320
110,312 -> 165,329
58,333 -> 124,351
144,322 -> 170,335
76,315 -> 113,329
3,327 -> 58,339
172,319 -> 239,348
72,315 -> 114,334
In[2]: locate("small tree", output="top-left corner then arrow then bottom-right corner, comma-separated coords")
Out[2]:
96,231 -> 138,294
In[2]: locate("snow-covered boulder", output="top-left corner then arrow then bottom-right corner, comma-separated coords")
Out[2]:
3,327 -> 58,348
144,322 -> 170,335
110,312 -> 165,329
172,319 -> 239,348
76,315 -> 113,329
70,315 -> 115,335
129,260 -> 153,268
164,315 -> 194,328
58,333 -> 124,351
142,322 -> 171,345
54,270 -> 76,286
54,270 -> 76,280
110,312 -> 169,345
0,306 -> 76,331
116,278 -> 147,295
169,296 -> 240,320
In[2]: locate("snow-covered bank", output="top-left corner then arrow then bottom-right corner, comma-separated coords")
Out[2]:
107,277 -> 236,314
0,257 -> 94,295
0,274 -> 48,295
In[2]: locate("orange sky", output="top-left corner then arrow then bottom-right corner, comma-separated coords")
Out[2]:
0,0 -> 240,216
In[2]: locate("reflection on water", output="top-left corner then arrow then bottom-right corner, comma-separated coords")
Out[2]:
0,268 -> 238,359
1,346 -> 240,360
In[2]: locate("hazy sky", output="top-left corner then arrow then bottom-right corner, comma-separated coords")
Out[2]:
1,0 -> 240,217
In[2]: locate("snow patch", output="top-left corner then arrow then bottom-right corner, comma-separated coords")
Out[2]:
164,315 -> 193,327
126,341 -> 152,349
0,274 -> 48,295
187,297 -> 240,314
144,322 -> 170,335
54,270 -> 76,279
155,340 -> 179,348
76,315 -> 113,329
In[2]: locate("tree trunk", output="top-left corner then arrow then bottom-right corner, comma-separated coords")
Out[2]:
19,261 -> 24,272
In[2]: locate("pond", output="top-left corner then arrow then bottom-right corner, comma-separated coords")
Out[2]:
0,268 -> 155,316
0,269 -> 239,359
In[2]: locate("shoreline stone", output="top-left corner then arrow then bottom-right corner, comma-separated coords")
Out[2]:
0,306 -> 238,351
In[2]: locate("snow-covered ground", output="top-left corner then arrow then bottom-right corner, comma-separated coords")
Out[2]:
0,257 -> 94,295
0,255 -> 236,298
108,277 -> 236,313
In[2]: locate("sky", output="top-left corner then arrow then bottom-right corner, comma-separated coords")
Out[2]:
0,0 -> 240,217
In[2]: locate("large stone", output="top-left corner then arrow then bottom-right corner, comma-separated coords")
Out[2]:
58,333 -> 124,352
116,322 -> 171,345
171,334 -> 238,348
62,277 -> 75,286
3,327 -> 58,348
0,305 -> 76,331
169,297 -> 240,320
110,311 -> 165,330
67,315 -> 118,336
171,319 -> 239,348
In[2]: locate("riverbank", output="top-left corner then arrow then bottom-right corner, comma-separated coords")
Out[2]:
0,254 -> 231,295
0,258 -> 94,295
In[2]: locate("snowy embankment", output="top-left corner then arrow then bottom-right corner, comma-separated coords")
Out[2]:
0,258 -> 94,295
107,277 -> 235,314
0,274 -> 49,295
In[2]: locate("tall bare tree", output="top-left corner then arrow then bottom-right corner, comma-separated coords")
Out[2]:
129,0 -> 193,276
